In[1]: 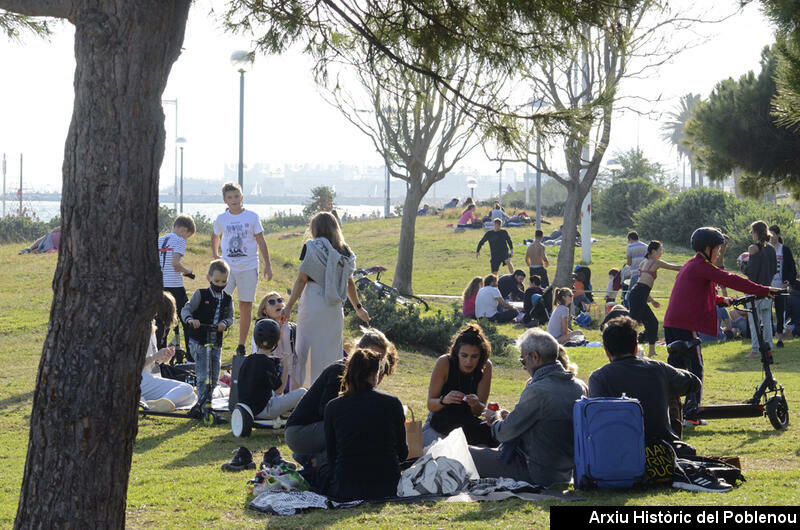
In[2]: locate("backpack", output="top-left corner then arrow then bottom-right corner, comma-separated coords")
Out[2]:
573,395 -> 646,489
158,235 -> 171,269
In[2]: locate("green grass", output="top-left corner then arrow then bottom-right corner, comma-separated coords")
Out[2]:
1,217 -> 799,528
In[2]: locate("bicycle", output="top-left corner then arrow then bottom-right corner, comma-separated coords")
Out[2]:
353,266 -> 429,311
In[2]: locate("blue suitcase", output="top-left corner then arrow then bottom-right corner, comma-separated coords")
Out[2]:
573,395 -> 646,488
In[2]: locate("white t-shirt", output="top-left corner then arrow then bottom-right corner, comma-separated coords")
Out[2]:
475,286 -> 502,318
547,304 -> 570,339
158,232 -> 187,288
213,209 -> 264,273
772,244 -> 784,288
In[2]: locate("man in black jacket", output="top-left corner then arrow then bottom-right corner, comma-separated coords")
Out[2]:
476,218 -> 514,274
769,224 -> 796,347
588,316 -> 701,443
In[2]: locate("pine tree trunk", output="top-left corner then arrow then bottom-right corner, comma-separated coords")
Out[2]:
690,165 -> 696,188
14,2 -> 190,527
392,183 -> 425,294
552,183 -> 583,288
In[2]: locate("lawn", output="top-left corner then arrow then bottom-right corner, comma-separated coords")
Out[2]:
1,215 -> 799,528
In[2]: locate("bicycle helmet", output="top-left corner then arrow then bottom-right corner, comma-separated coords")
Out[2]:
253,319 -> 281,351
690,227 -> 725,253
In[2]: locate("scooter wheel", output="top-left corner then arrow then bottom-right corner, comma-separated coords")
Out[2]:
231,405 -> 253,438
766,396 -> 789,430
202,410 -> 216,428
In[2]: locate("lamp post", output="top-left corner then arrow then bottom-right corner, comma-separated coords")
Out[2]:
466,177 -> 478,200
162,98 -> 178,211
176,137 -> 187,212
2,153 -> 6,218
231,50 -> 254,189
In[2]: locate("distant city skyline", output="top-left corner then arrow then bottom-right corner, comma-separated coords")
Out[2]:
0,0 -> 777,195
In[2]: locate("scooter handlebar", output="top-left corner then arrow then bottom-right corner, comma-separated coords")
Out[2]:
728,288 -> 788,307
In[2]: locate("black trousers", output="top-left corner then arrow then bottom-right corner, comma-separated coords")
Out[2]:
629,283 -> 658,345
665,327 -> 703,420
156,286 -> 190,354
774,294 -> 786,334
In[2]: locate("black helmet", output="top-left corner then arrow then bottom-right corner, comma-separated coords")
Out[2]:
690,227 -> 725,253
253,319 -> 281,350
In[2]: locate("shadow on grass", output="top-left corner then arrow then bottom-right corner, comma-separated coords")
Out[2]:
133,419 -> 196,454
0,390 -> 34,410
710,340 -> 800,374
163,426 -> 286,469
683,426 -> 789,447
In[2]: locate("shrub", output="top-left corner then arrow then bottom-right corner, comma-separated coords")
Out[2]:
594,178 -> 667,230
0,214 -> 59,244
632,187 -> 798,261
346,288 -> 515,358
159,205 -> 214,234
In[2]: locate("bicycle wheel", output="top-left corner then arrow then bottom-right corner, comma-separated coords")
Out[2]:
395,293 -> 429,311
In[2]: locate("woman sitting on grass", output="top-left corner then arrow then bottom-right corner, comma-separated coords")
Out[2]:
462,276 -> 483,318
141,292 -> 196,412
457,204 -> 482,228
546,288 -> 584,345
324,348 -> 407,501
423,323 -> 496,447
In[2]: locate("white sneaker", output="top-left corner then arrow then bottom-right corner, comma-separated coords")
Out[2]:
144,398 -> 176,413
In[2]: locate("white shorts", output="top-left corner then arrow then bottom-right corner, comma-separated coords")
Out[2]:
224,268 -> 259,302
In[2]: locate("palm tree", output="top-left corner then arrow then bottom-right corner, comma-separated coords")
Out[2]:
661,93 -> 701,187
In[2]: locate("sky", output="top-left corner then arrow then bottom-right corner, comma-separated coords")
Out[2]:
0,0 -> 778,194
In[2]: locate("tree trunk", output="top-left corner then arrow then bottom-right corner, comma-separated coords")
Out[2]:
698,169 -> 704,187
690,164 -> 696,188
392,181 -> 425,294
552,183 -> 583,288
15,2 -> 190,527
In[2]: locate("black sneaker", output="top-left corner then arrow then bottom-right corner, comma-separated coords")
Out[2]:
777,340 -> 784,348
187,404 -> 203,419
236,344 -> 247,356
221,446 -> 256,472
262,446 -> 296,470
672,462 -> 732,493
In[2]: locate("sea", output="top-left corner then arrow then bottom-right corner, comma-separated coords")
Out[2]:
9,200 -> 384,222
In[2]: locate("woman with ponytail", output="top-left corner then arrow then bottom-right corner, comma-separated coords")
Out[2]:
323,348 -> 408,501
629,240 -> 682,358
744,221 -> 778,356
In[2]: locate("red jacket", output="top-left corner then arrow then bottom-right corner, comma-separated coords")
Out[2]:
664,254 -> 770,336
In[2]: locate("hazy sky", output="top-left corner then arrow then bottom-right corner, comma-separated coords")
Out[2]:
0,0 -> 777,193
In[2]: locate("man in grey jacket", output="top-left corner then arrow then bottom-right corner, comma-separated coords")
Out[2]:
469,328 -> 586,487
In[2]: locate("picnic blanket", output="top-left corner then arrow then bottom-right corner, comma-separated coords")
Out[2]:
248,478 -> 577,515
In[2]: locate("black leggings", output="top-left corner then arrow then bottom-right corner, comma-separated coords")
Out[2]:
629,283 -> 658,345
774,294 -> 786,334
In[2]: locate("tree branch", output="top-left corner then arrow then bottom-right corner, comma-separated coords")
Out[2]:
0,0 -> 72,19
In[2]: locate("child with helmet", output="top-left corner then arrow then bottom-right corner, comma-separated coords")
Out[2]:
663,227 -> 779,428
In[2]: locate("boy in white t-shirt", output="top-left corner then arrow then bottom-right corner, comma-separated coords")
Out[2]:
157,214 -> 196,354
212,182 -> 273,356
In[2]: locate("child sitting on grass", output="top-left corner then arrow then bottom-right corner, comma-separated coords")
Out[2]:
238,319 -> 307,421
252,292 -> 297,391
181,259 -> 234,417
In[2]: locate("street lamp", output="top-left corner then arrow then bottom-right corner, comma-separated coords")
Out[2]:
466,177 -> 478,200
231,50 -> 254,189
162,98 -> 178,211
176,137 -> 187,212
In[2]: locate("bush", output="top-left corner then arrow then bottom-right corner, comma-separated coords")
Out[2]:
632,187 -> 798,261
346,288 -> 515,358
595,178 -> 667,230
0,214 -> 60,244
159,205 -> 214,234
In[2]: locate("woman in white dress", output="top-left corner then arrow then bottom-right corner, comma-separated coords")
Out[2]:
281,212 -> 370,388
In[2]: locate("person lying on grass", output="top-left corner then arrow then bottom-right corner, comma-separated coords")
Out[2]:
285,328 -> 397,472
423,323 -> 496,447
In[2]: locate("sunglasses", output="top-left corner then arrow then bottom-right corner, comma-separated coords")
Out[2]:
267,298 -> 284,305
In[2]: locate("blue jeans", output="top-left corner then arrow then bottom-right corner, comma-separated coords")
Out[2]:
190,339 -> 221,406
747,298 -> 774,352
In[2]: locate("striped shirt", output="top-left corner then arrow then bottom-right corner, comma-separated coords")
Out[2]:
158,232 -> 187,288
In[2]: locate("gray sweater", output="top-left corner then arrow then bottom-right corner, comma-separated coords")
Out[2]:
491,362 -> 586,487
